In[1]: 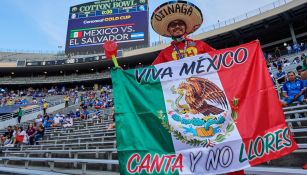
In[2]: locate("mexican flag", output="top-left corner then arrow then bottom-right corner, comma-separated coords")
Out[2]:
70,31 -> 82,38
111,41 -> 297,174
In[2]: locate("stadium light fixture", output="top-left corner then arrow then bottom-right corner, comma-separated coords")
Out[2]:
108,67 -> 110,69
91,68 -> 94,71
44,72 -> 47,74
60,71 -> 63,74
139,62 -> 142,65
76,70 -> 79,72
11,72 -> 14,75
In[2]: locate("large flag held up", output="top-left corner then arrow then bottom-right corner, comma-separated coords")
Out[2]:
111,40 -> 298,174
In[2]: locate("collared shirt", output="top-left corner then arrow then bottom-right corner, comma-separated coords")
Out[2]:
283,79 -> 304,96
152,39 -> 216,65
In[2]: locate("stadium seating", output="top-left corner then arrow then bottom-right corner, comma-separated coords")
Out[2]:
0,72 -> 111,85
0,104 -> 305,175
0,108 -> 118,174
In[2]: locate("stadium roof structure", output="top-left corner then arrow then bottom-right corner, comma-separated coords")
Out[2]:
0,0 -> 306,74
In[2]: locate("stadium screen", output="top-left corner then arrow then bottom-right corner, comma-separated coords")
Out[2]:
65,0 -> 149,55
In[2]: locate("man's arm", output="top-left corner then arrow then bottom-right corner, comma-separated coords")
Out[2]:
282,83 -> 289,98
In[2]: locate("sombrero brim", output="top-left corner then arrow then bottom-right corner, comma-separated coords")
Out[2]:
151,1 -> 203,37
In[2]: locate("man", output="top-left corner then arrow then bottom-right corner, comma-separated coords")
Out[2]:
151,1 -> 215,65
296,65 -> 303,79
34,122 -> 45,145
150,1 -> 244,174
43,101 -> 48,115
17,107 -> 23,124
282,71 -> 305,107
34,114 -> 43,126
1,126 -> 13,146
276,66 -> 286,84
64,95 -> 69,108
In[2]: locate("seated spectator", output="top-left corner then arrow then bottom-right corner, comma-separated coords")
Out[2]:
296,65 -> 303,79
286,44 -> 292,55
75,108 -> 81,119
9,126 -> 28,147
63,115 -> 73,128
276,67 -> 286,84
1,126 -> 14,146
34,123 -> 45,145
282,72 -> 306,107
303,55 -> 307,71
43,115 -> 53,129
34,114 -> 43,126
26,123 -> 36,145
52,114 -> 61,128
85,109 -> 90,119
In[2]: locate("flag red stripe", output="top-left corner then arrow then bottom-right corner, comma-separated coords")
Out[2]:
211,40 -> 297,166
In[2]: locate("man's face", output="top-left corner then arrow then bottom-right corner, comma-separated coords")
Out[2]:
287,73 -> 296,81
167,20 -> 186,38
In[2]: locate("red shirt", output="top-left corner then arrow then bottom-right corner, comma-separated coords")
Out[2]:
152,39 -> 216,65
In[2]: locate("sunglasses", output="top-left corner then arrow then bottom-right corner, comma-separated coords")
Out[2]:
168,21 -> 186,28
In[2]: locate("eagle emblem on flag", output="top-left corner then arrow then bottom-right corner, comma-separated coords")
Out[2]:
160,77 -> 237,147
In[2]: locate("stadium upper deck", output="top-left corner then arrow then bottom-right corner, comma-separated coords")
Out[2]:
0,0 -> 306,78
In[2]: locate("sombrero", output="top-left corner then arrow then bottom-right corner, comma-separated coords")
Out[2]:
151,1 -> 203,37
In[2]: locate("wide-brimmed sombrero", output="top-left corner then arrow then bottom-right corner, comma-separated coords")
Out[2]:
151,1 -> 203,37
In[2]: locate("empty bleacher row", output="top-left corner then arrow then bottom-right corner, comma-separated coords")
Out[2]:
0,105 -> 306,175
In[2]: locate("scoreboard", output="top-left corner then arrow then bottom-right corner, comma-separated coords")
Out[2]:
65,0 -> 149,55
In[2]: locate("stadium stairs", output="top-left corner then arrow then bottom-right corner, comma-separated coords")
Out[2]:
0,106 -> 306,174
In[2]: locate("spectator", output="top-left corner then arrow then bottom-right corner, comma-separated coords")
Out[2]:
293,43 -> 301,53
26,123 -> 36,145
296,65 -> 303,79
75,108 -> 81,119
276,66 -> 286,83
274,47 -> 281,58
43,101 -> 48,115
301,42 -> 306,51
11,126 -> 28,146
282,72 -> 305,107
286,44 -> 292,55
43,115 -> 51,129
75,96 -> 79,104
63,115 -> 73,128
64,95 -> 69,108
302,54 -> 307,71
17,107 -> 24,124
34,123 -> 45,145
53,114 -> 61,128
1,126 -> 14,146
83,109 -> 89,120
34,114 -> 43,126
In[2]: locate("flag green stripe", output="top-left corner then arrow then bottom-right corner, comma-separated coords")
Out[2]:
111,67 -> 177,175
70,32 -> 75,38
